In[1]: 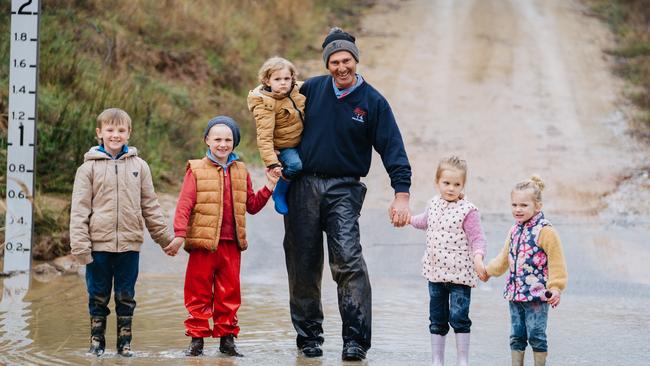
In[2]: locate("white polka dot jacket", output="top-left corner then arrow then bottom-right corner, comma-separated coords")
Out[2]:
411,196 -> 487,287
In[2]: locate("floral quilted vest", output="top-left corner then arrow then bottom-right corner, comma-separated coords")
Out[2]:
504,212 -> 551,302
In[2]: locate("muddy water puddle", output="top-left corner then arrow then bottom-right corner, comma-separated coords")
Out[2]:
1,209 -> 649,365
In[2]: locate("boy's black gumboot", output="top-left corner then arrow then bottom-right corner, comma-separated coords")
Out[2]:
116,316 -> 134,357
88,316 -> 106,357
219,334 -> 243,357
185,337 -> 204,356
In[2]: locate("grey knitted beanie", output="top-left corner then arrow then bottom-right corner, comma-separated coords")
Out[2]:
322,27 -> 359,67
204,115 -> 241,147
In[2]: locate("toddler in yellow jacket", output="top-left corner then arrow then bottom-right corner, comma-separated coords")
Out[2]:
484,175 -> 568,366
247,57 -> 305,215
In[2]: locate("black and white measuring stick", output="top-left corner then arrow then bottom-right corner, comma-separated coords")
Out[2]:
4,0 -> 40,273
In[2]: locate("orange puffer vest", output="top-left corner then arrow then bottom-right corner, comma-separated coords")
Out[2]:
185,157 -> 249,251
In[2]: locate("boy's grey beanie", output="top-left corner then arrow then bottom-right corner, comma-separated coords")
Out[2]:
322,27 -> 359,67
204,115 -> 241,147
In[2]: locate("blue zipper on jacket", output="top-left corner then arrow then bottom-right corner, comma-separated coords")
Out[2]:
512,225 -> 523,295
205,150 -> 239,249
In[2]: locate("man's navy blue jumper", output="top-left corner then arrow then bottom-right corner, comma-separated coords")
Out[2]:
298,75 -> 411,193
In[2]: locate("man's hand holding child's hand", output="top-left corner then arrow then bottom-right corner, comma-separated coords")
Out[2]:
271,166 -> 283,178
389,192 -> 411,227
265,168 -> 280,191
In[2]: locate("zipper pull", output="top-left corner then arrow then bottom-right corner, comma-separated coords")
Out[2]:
115,164 -> 118,174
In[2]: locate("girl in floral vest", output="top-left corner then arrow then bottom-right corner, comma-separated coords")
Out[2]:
409,156 -> 488,366
485,176 -> 568,366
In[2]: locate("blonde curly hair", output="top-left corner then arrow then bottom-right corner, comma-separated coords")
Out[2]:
258,57 -> 298,86
513,175 -> 545,204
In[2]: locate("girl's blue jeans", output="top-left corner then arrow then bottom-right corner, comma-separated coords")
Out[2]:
428,282 -> 472,335
86,251 -> 139,317
279,147 -> 302,179
509,300 -> 549,352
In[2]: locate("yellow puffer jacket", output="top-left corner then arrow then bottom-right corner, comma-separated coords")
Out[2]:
247,83 -> 305,167
184,158 -> 249,251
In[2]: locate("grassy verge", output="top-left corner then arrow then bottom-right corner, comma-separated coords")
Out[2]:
0,193 -> 70,260
586,0 -> 650,127
0,0 -> 375,259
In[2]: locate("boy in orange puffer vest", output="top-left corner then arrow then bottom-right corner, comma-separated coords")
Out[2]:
165,116 -> 278,357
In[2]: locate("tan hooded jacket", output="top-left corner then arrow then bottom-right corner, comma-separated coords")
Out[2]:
247,83 -> 305,167
69,146 -> 173,264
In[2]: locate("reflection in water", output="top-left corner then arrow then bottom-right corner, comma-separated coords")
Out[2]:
0,273 -> 74,366
0,211 -> 648,365
0,272 -> 32,352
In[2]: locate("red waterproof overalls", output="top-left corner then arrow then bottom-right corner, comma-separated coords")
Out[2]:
174,158 -> 271,338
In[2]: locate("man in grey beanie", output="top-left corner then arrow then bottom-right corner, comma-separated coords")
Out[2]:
281,27 -> 412,361
321,26 -> 360,66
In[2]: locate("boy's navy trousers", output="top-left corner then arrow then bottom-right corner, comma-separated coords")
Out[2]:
86,251 -> 139,317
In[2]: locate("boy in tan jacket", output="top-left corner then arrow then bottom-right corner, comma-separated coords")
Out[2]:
247,57 -> 305,215
69,108 -> 174,357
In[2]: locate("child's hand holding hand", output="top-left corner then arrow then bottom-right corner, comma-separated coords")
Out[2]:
164,237 -> 184,256
265,168 -> 280,190
271,167 -> 283,178
546,289 -> 561,308
474,254 -> 488,281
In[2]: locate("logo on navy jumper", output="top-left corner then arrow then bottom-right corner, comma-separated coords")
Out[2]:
352,107 -> 367,123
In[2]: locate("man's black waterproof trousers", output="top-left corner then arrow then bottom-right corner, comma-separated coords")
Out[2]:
283,175 -> 371,351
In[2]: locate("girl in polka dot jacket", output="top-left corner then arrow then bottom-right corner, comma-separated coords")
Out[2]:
409,156 -> 487,366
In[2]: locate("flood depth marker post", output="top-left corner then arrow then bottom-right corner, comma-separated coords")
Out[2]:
3,0 -> 40,273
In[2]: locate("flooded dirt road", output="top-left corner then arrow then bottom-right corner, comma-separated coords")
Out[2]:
2,0 -> 649,365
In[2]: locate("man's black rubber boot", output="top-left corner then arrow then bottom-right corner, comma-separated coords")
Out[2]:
219,334 -> 243,357
185,337 -> 204,356
88,316 -> 106,356
342,341 -> 366,361
300,341 -> 323,358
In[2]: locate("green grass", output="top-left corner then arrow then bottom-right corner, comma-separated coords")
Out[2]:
1,0 -> 373,192
0,0 -> 374,259
587,0 -> 650,122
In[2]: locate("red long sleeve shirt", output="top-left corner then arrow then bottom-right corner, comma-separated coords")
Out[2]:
174,166 -> 271,240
